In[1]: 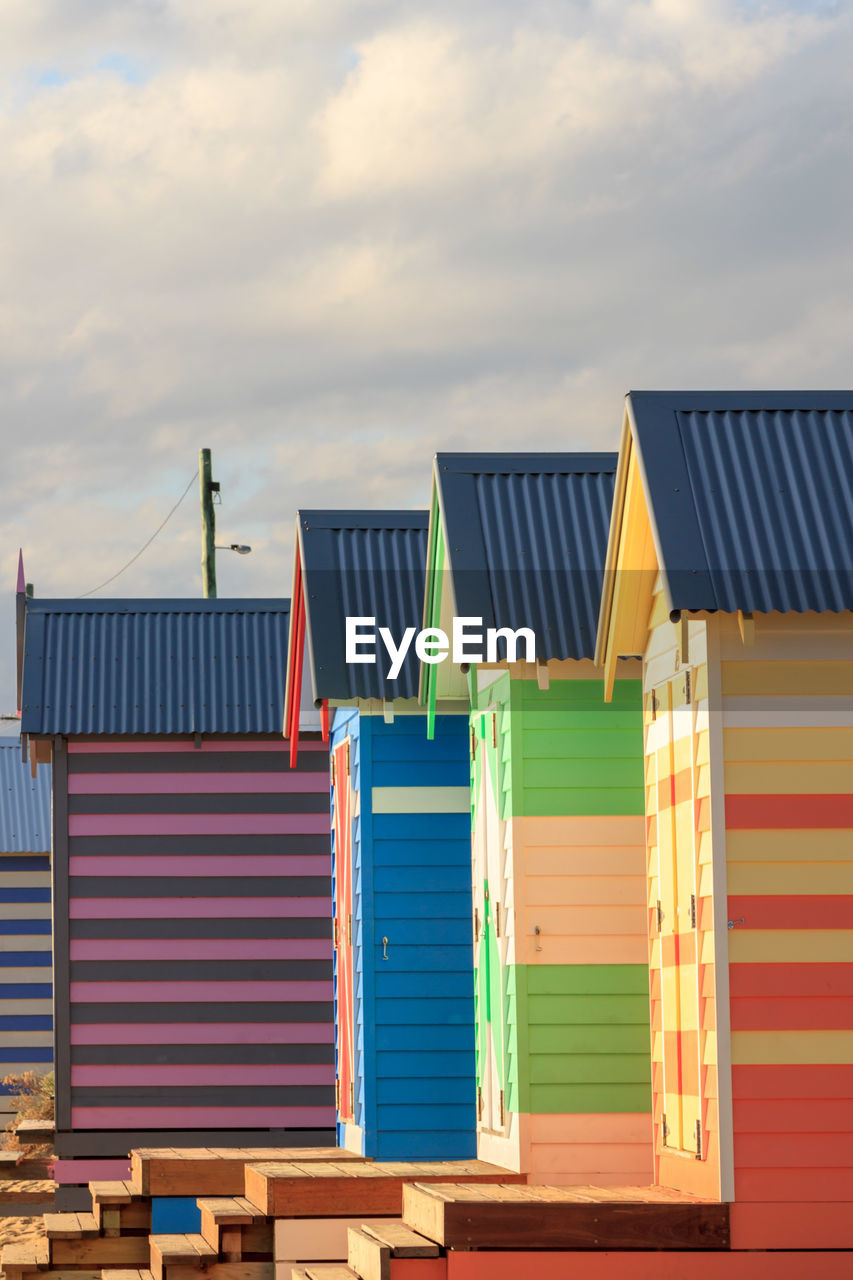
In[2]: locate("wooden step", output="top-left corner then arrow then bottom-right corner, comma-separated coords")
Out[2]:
133,1148 -> 366,1197
245,1160 -> 525,1218
291,1269 -> 358,1280
15,1118 -> 55,1142
103,1271 -> 156,1280
197,1196 -> 266,1256
90,1182 -> 150,1235
401,1182 -> 731,1252
43,1212 -> 101,1240
347,1223 -> 440,1280
150,1234 -> 218,1280
1,1238 -> 50,1280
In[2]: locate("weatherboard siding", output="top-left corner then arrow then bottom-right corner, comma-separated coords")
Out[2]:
472,668 -> 651,1184
719,612 -> 853,1211
332,710 -> 476,1161
0,852 -> 53,1116
55,734 -> 334,1182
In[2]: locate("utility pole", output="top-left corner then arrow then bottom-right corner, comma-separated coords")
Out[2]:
199,448 -> 219,598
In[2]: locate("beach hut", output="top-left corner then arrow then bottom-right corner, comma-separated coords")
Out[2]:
0,740 -> 53,1124
284,510 -> 476,1161
596,390 -> 853,1247
20,597 -> 334,1210
420,453 -> 652,1185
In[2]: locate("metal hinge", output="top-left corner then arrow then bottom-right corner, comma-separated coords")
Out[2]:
662,1114 -> 669,1145
491,712 -> 497,748
346,913 -> 352,947
690,893 -> 697,928
335,1079 -> 340,1109
333,916 -> 339,949
684,670 -> 692,705
650,690 -> 658,721
477,1087 -> 483,1120
494,903 -> 501,938
499,1090 -> 505,1125
695,1119 -> 703,1159
345,741 -> 351,775
470,726 -> 477,757
473,906 -> 480,942
656,900 -> 663,932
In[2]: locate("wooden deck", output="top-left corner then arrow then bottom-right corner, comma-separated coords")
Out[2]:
132,1148 -> 366,1197
245,1161 -> 526,1218
402,1183 -> 730,1251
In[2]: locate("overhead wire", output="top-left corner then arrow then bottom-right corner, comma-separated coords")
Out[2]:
77,470 -> 199,598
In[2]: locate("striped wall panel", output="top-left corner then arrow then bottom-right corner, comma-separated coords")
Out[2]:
0,852 -> 53,1116
56,736 -> 335,1158
331,709 -> 476,1162
472,666 -> 651,1184
720,615 -> 853,1209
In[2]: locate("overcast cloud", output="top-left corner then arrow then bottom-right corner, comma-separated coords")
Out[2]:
0,0 -> 850,709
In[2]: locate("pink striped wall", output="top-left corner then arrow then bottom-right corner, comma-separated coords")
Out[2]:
70,896 -> 330,918
67,740 -> 328,754
69,938 -> 332,961
68,812 -> 330,835
54,1159 -> 132,1185
71,1064 -> 335,1086
70,1022 -> 335,1045
68,770 -> 330,794
69,854 -> 330,877
70,979 -> 333,1002
70,1106 -> 337,1128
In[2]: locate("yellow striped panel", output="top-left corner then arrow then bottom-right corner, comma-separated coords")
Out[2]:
724,759 -> 853,794
722,660 -> 853,697
724,727 -> 853,762
728,930 -> 853,964
726,830 -> 853,863
727,862 -> 853,896
731,1030 -> 853,1066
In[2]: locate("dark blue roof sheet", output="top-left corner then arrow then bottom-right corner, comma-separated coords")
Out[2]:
435,453 -> 617,662
21,598 -> 290,736
627,391 -> 853,613
298,511 -> 428,702
0,742 -> 51,853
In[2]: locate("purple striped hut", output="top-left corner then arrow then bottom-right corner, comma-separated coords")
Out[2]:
19,598 -> 334,1210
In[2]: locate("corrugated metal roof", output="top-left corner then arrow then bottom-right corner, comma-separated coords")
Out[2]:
21,599 -> 290,736
0,741 -> 51,853
298,511 -> 428,701
435,453 -> 617,662
628,392 -> 853,613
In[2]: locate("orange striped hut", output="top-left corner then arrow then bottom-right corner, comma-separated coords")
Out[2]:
596,391 -> 853,1250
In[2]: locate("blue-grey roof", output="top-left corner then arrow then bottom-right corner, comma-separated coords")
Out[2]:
627,391 -> 853,613
435,453 -> 617,662
297,511 -> 428,701
21,599 -> 290,736
0,742 -> 51,852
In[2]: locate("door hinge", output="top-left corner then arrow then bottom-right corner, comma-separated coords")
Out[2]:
335,1079 -> 340,1109
695,1119 -> 703,1159
473,906 -> 480,942
690,893 -> 697,928
491,711 -> 498,748
470,726 -> 478,757
349,1081 -> 355,1116
499,1089 -> 505,1125
477,1086 -> 483,1120
656,900 -> 663,932
662,1114 -> 669,1145
345,741 -> 351,774
333,916 -> 339,949
494,903 -> 501,938
346,913 -> 352,947
650,689 -> 658,721
331,757 -> 336,785
684,670 -> 692,705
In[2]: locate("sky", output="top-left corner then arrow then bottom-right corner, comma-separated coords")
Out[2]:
0,0 -> 851,711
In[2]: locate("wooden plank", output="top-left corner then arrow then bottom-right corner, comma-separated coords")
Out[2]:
91,1180 -> 135,1204
44,1213 -> 82,1239
401,1183 -> 729,1251
247,1162 -> 523,1218
346,1229 -> 388,1280
361,1224 -> 438,1257
167,1267 -> 273,1280
52,1238 -> 151,1268
137,1149 -> 363,1198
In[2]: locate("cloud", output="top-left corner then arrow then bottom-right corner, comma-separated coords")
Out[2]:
0,0 -> 848,705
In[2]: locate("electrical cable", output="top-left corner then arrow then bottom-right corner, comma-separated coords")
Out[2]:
77,470 -> 199,598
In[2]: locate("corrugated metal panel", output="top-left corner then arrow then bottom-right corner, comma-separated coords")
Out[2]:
629,392 -> 853,614
0,742 -> 51,853
299,512 -> 428,702
436,454 -> 617,662
21,599 -> 289,736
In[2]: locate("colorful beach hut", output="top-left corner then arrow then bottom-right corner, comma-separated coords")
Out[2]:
284,510 -> 476,1161
20,597 -> 334,1209
596,390 -> 853,1248
0,740 -> 53,1123
420,454 -> 652,1184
